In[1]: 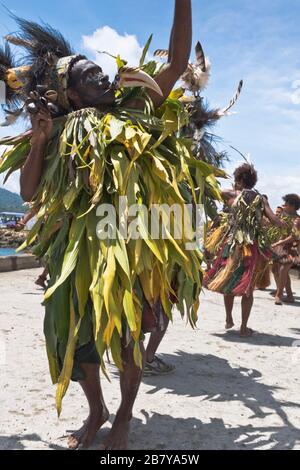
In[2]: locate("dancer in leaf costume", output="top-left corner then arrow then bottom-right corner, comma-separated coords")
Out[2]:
204,164 -> 285,337
272,218 -> 300,265
270,194 -> 300,305
0,2 -> 227,450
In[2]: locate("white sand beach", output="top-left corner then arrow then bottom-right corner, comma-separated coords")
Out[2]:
0,268 -> 300,450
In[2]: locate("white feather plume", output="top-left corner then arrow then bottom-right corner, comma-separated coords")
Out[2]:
181,58 -> 211,94
218,80 -> 243,117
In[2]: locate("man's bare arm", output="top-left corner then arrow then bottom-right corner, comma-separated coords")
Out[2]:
20,109 -> 53,202
264,200 -> 286,228
20,140 -> 46,202
131,0 -> 192,110
222,189 -> 237,202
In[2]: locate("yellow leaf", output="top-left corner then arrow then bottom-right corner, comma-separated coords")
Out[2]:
55,295 -> 81,417
75,239 -> 92,317
123,289 -> 137,331
103,247 -> 116,315
133,341 -> 143,369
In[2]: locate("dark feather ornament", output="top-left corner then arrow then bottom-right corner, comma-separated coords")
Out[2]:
154,49 -> 169,59
195,41 -> 206,72
5,16 -> 74,95
6,16 -> 74,62
0,42 -> 27,126
218,80 -> 244,117
0,42 -> 19,107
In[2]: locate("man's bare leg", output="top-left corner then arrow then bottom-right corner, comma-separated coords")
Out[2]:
35,266 -> 49,289
271,263 -> 279,296
99,341 -> 146,450
146,318 -> 170,363
68,363 -> 109,449
283,272 -> 295,302
224,294 -> 235,329
275,264 -> 292,305
240,292 -> 254,337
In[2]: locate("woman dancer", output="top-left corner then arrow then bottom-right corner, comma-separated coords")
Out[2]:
205,164 -> 285,337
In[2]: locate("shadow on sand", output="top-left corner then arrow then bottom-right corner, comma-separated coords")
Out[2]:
212,330 -> 299,347
135,350 -> 300,449
2,350 -> 299,450
0,433 -> 65,450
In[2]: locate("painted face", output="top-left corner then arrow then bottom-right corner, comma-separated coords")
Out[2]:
294,218 -> 300,230
282,202 -> 296,215
234,179 -> 243,190
68,59 -> 116,107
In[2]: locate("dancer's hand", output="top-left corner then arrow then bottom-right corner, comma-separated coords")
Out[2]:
30,108 -> 53,146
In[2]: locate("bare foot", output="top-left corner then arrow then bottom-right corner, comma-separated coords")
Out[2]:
240,327 -> 254,338
68,407 -> 109,450
35,276 -> 47,289
225,320 -> 235,330
275,296 -> 283,305
98,418 -> 130,450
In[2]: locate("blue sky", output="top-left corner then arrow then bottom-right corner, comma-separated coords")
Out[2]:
1,0 -> 299,207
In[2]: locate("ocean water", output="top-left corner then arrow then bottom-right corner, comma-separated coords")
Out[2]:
0,248 -> 18,257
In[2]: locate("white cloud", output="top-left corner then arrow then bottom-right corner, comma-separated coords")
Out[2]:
258,172 -> 300,208
82,26 -> 144,79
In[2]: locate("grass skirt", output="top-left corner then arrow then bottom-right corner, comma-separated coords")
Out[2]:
272,243 -> 300,266
204,241 -> 273,297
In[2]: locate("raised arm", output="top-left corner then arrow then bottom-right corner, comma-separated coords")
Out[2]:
148,0 -> 192,108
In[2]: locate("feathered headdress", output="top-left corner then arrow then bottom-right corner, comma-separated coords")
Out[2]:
1,16 -> 163,125
0,41 -> 31,125
5,17 -> 81,112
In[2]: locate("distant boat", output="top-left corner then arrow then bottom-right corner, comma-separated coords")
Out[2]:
0,211 -> 25,228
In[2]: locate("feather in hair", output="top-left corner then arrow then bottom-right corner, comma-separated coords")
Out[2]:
7,16 -> 74,61
154,49 -> 169,59
218,80 -> 243,116
195,41 -> 206,72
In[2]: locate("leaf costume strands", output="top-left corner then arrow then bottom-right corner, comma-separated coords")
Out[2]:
267,214 -> 298,244
0,19 -> 232,413
271,217 -> 300,266
0,85 -> 225,417
204,190 -> 274,297
205,212 -> 230,255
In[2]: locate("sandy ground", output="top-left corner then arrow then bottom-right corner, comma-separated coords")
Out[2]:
0,268 -> 300,450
